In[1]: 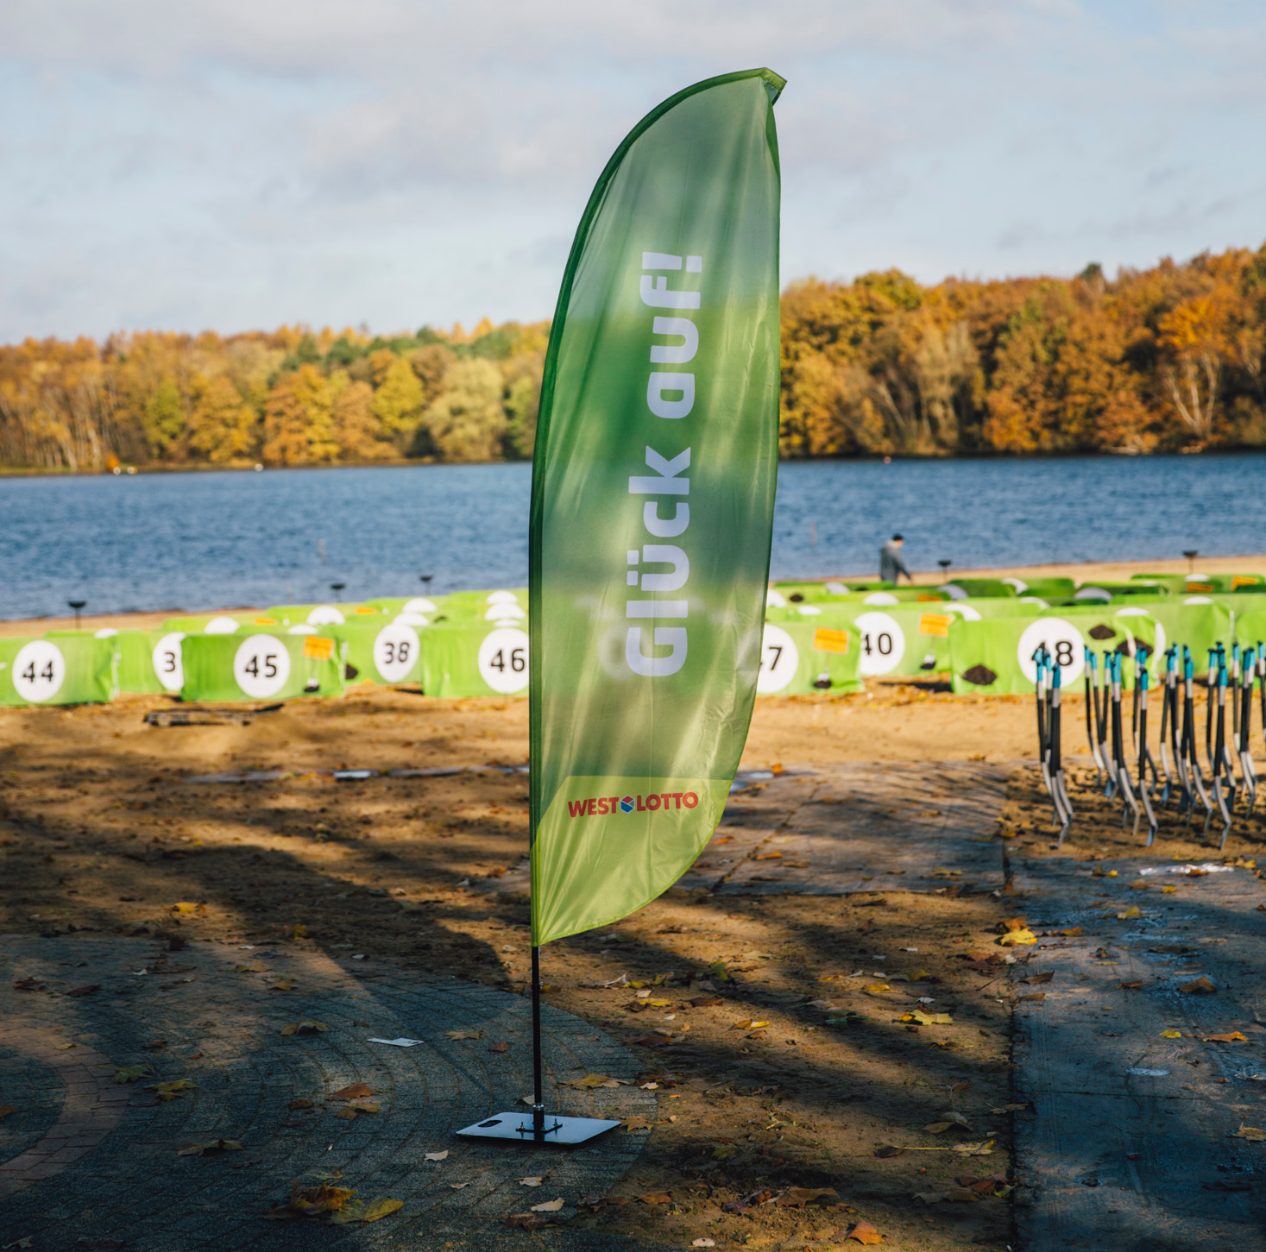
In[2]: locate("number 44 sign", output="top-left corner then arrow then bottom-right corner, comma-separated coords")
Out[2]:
12,640 -> 66,702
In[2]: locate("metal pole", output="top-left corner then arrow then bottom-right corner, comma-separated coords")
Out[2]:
530,943 -> 544,1142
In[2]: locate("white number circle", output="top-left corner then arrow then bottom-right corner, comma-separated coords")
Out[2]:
757,623 -> 800,693
766,589 -> 787,609
13,640 -> 66,702
484,603 -> 525,622
478,627 -> 529,694
403,597 -> 437,616
151,632 -> 185,692
204,615 -> 239,634
373,623 -> 420,683
307,605 -> 345,625
233,636 -> 291,698
1017,618 -> 1085,686
855,611 -> 906,676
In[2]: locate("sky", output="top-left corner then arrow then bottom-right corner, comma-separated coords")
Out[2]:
2,0 -> 1264,344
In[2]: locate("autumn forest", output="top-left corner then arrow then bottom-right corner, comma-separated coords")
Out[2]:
2,243 -> 1264,473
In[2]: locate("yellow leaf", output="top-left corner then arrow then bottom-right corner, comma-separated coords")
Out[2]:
1116,906 -> 1142,920
846,1219 -> 883,1244
171,901 -> 204,916
1160,885 -> 1178,894
444,1029 -> 483,1040
1159,1030 -> 1183,1039
998,928 -> 1036,946
148,1078 -> 195,1102
733,1019 -> 770,1030
562,1073 -> 630,1089
862,983 -> 891,995
1233,1125 -> 1266,1142
531,1197 -> 565,1213
1204,1031 -> 1248,1043
332,1196 -> 405,1225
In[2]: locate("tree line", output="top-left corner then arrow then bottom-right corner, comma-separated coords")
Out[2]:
2,242 -> 1263,472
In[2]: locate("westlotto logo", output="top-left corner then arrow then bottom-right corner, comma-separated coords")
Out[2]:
567,791 -> 700,819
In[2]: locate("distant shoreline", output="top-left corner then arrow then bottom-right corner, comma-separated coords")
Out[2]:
3,446 -> 1264,484
2,551 -> 1262,638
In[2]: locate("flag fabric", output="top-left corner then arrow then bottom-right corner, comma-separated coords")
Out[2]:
529,68 -> 784,946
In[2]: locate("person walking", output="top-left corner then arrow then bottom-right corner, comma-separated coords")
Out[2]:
879,533 -> 912,584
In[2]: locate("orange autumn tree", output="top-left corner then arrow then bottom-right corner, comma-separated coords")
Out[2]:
1,244 -> 1264,471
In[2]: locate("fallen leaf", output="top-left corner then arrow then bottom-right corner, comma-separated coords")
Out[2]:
874,1144 -> 903,1158
288,1182 -> 354,1215
270,980 -> 295,992
952,1139 -> 996,1156
1117,980 -> 1144,991
733,1020 -> 770,1030
331,1195 -> 405,1225
113,1065 -> 152,1084
924,1111 -> 972,1134
444,1029 -> 483,1041
1115,906 -> 1142,920
331,1082 -> 373,1101
531,1197 -> 565,1213
1058,926 -> 1084,937
177,1139 -> 242,1156
1023,971 -> 1054,985
1179,977 -> 1217,995
1233,1125 -> 1266,1142
65,985 -> 101,998
1161,885 -> 1178,894
519,1176 -> 543,1187
288,924 -> 310,940
777,1186 -> 839,1207
1018,992 -> 1046,1002
862,983 -> 891,995
1204,1032 -> 1248,1043
623,1117 -> 653,1132
171,901 -> 204,916
562,1073 -> 630,1089
846,1219 -> 883,1244
1159,1030 -> 1183,1039
692,1241 -> 717,1248
900,1010 -> 954,1026
148,1078 -> 195,1102
639,1192 -> 672,1205
489,1041 -> 510,1053
280,1020 -> 328,1036
998,927 -> 1036,947
423,1150 -> 449,1162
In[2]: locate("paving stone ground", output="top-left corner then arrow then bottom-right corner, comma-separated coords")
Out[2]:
0,938 -> 653,1251
1008,854 -> 1266,1251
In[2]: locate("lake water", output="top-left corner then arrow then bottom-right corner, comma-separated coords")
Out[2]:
1,453 -> 1263,620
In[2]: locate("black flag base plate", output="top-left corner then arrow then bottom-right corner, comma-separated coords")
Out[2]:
455,1110 -> 621,1147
